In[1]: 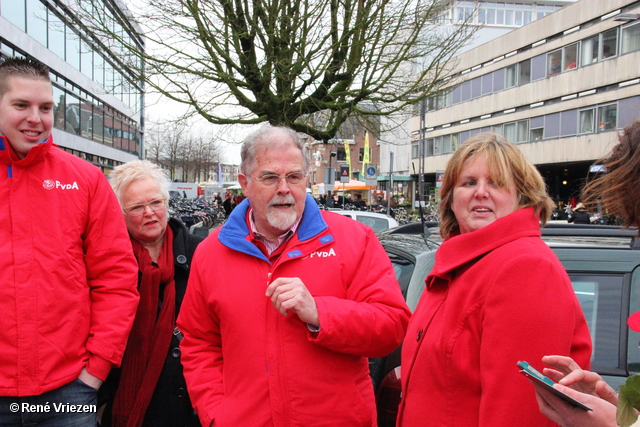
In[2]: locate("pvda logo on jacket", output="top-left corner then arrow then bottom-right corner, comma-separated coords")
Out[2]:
43,180 -> 79,190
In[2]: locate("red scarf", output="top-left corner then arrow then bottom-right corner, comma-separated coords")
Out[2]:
112,226 -> 175,427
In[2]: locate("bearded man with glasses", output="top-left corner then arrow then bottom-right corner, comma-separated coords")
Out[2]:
177,124 -> 410,427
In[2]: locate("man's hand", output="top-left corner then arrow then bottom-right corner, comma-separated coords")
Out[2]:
266,277 -> 319,327
78,367 -> 103,390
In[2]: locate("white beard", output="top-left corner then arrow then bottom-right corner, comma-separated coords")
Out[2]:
266,194 -> 300,230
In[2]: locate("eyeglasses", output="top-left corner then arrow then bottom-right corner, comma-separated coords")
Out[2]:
123,198 -> 167,217
252,172 -> 307,187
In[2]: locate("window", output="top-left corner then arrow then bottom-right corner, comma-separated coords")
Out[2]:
426,138 -> 434,157
505,64 -> 517,88
456,1 -> 473,23
517,120 -> 529,143
503,122 -> 516,142
26,0 -> 47,47
387,252 -> 415,299
493,68 -> 505,91
530,116 -> 544,141
336,146 -> 346,162
579,109 -> 595,134
442,134 -> 452,154
622,22 -> 640,54
560,109 -> 577,137
563,43 -> 578,71
481,73 -> 493,95
1,0 -> 26,30
94,53 -> 104,87
598,104 -> 617,131
581,35 -> 599,66
602,28 -> 618,59
471,77 -> 482,99
434,136 -> 442,155
530,127 -> 543,141
547,50 -> 562,76
531,54 -> 546,81
545,113 -> 560,138
358,147 -> 372,162
66,28 -> 80,70
48,9 -> 65,60
519,59 -> 531,85
80,39 -> 93,80
569,275 -> 622,370
411,142 -> 420,159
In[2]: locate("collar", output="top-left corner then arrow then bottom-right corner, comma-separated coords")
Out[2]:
0,134 -> 54,167
426,207 -> 541,289
218,194 -> 329,262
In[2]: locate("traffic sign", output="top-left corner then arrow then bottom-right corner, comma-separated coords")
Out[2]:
340,165 -> 350,183
365,163 -> 377,186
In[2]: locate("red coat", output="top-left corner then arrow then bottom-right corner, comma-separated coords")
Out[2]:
397,207 -> 592,427
177,196 -> 410,427
0,136 -> 139,396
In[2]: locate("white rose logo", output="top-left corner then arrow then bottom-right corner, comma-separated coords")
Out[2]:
43,180 -> 55,190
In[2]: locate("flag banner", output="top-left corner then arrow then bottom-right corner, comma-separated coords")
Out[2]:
362,131 -> 370,176
344,140 -> 351,176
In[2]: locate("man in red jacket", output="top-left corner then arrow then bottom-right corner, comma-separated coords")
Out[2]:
177,124 -> 410,427
0,57 -> 139,426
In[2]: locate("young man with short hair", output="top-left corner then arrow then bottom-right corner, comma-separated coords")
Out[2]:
0,56 -> 139,426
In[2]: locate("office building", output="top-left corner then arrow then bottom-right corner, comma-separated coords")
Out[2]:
411,0 -> 640,206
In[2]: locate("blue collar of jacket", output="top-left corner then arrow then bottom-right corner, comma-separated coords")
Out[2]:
218,194 -> 329,262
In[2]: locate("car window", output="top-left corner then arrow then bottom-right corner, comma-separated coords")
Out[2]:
568,274 -> 624,375
387,252 -> 415,298
356,215 -> 389,233
627,268 -> 640,375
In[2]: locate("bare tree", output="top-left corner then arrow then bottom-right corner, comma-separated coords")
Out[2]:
143,119 -> 222,181
79,0 -> 475,142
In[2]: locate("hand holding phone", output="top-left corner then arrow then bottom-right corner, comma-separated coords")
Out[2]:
517,360 -> 592,411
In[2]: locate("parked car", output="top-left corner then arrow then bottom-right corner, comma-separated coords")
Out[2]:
332,210 -> 400,233
372,223 -> 640,427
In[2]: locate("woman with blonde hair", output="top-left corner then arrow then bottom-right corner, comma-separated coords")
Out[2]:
99,160 -> 202,427
397,132 -> 592,426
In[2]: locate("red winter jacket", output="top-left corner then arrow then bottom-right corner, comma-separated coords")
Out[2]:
0,135 -> 139,396
397,208 -> 592,427
177,196 -> 410,427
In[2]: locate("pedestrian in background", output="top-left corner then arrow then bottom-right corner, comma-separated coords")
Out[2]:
568,202 -> 591,224
397,132 -> 592,427
177,124 -> 410,426
0,57 -> 139,426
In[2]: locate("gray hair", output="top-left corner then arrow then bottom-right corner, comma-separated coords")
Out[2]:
108,160 -> 170,207
240,124 -> 310,176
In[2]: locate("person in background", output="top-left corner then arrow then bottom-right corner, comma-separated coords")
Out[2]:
532,121 -> 640,427
222,191 -> 235,217
396,132 -> 592,427
568,202 -> 591,224
0,56 -> 139,426
353,193 -> 366,208
177,124 -> 410,427
100,160 -> 203,427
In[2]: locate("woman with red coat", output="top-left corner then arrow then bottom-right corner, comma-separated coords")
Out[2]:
396,133 -> 592,427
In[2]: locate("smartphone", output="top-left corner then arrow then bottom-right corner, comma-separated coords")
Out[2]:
517,361 -> 592,411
